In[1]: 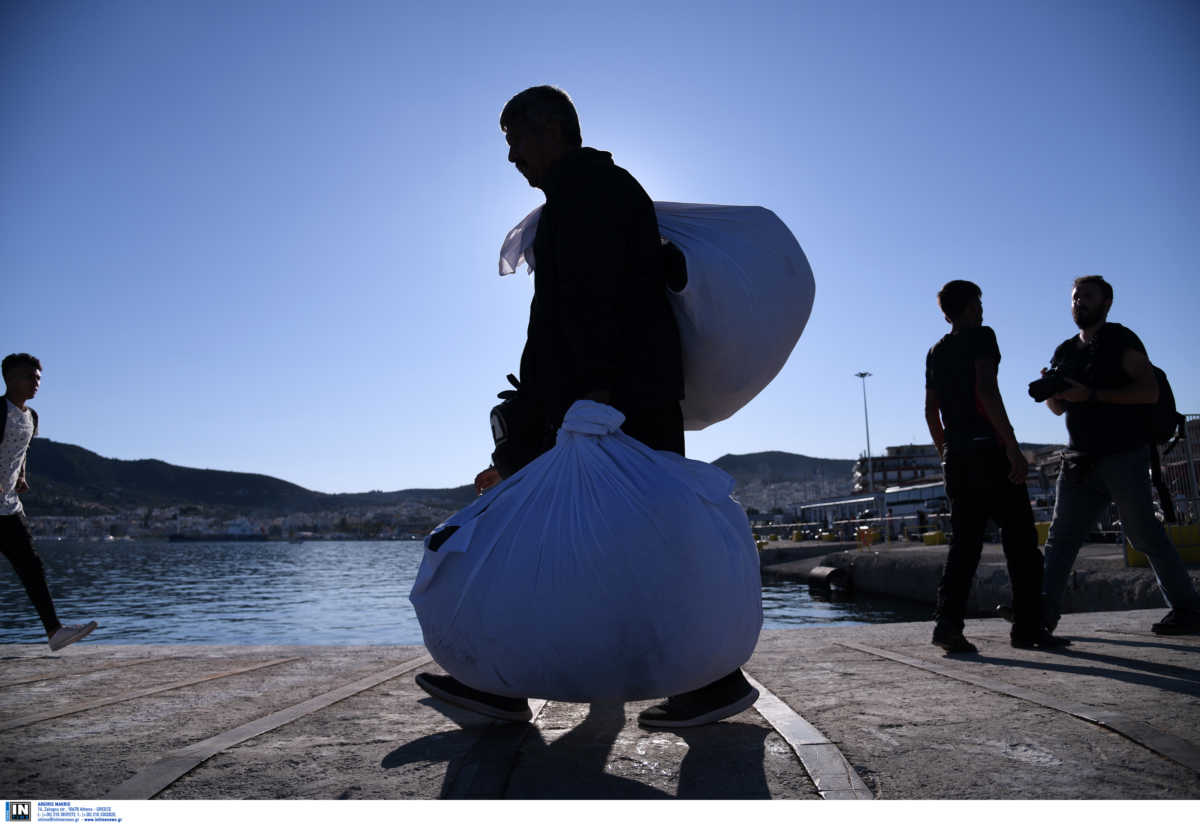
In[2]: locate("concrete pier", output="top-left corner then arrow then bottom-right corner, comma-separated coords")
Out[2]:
2,607 -> 1197,800
760,540 -> 1200,618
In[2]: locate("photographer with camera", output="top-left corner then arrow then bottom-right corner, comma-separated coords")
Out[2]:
1038,275 -> 1200,636
924,281 -> 1068,653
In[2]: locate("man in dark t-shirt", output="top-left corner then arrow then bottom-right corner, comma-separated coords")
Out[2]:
1041,276 -> 1200,635
924,281 -> 1066,653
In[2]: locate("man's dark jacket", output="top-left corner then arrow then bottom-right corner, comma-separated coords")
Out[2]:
519,147 -> 684,429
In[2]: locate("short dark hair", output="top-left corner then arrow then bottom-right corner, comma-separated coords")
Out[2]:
936,280 -> 982,321
1073,274 -> 1113,303
500,85 -> 582,148
2,353 -> 41,381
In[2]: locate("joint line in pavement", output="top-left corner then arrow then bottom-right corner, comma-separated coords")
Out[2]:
838,641 -> 1200,775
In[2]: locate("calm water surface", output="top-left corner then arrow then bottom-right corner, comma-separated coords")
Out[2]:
0,539 -> 930,645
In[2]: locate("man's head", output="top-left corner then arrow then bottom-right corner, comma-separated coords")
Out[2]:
936,280 -> 983,327
500,85 -> 581,189
2,353 -> 42,404
1071,275 -> 1112,330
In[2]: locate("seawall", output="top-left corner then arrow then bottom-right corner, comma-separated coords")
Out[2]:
760,541 -> 1200,617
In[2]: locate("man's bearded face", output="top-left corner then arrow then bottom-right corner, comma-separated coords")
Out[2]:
1071,284 -> 1111,329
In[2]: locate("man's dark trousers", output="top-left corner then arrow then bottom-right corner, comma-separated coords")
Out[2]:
1,512 -> 60,634
935,439 -> 1043,636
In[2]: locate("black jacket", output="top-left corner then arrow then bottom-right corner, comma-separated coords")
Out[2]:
519,147 -> 684,427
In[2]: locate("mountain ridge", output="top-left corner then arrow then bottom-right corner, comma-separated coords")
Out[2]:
24,439 -> 862,517
23,438 -> 1063,518
24,438 -> 479,516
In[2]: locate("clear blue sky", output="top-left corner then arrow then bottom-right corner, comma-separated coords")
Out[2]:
4,0 -> 1198,493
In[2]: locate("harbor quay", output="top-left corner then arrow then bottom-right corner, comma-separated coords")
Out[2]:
759,539 -> 1200,618
1,605 -> 1197,800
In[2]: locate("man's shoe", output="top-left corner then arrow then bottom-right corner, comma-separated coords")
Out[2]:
931,630 -> 978,654
1011,629 -> 1071,649
637,670 -> 759,729
414,672 -> 532,722
48,621 -> 97,652
1151,609 -> 1200,636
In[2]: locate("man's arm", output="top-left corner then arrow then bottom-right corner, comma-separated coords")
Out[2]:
1045,393 -> 1067,416
975,358 -> 1027,484
18,410 -> 34,493
14,457 -> 29,494
1053,348 -> 1159,405
924,387 -> 945,459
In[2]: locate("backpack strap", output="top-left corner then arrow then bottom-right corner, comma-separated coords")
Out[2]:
1149,446 -> 1177,524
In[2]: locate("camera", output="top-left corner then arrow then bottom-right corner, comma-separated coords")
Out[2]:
1028,366 -> 1071,402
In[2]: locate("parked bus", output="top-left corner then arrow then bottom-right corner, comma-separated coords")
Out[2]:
883,481 -> 947,517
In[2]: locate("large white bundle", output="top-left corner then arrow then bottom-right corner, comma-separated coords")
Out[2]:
499,202 -> 815,431
409,401 -> 763,702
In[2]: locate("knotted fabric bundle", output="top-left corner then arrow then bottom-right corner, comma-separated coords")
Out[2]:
410,401 -> 763,702
500,202 -> 816,431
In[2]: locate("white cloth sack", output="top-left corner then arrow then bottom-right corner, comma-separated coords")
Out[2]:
409,401 -> 763,702
499,202 -> 816,431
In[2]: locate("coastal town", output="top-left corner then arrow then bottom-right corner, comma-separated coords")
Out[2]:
27,499 -> 452,542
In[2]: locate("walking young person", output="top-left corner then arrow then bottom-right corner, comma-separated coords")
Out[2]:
924,282 -> 1068,653
2,353 -> 97,651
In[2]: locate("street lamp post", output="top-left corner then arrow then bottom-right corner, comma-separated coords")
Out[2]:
855,372 -> 873,493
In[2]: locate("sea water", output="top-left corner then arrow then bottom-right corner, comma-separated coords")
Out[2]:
0,539 -> 929,645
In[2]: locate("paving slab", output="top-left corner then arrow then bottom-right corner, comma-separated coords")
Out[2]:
0,609 -> 1196,800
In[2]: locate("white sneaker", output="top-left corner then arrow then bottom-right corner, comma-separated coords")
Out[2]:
49,621 -> 98,651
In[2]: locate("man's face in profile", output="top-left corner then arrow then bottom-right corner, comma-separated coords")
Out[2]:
961,297 -> 983,327
1071,283 -> 1110,330
505,119 -> 565,190
5,365 -> 40,403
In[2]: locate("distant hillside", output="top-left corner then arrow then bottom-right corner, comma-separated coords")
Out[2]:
23,440 -> 863,517
23,438 -> 1069,519
23,439 -> 476,516
712,451 -> 855,485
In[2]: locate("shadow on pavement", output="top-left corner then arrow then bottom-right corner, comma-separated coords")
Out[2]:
380,698 -> 774,798
1081,634 -> 1200,653
504,701 -> 670,799
674,722 -> 773,799
974,653 -> 1200,697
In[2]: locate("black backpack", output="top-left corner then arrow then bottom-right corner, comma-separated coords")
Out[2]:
1151,366 -> 1185,446
1149,365 -> 1185,523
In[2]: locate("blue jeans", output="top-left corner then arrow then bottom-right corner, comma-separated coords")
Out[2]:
1042,445 -> 1200,629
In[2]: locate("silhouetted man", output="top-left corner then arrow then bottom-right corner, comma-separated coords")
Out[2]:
924,282 -> 1067,653
1,353 -> 97,651
1040,275 -> 1200,635
416,85 -> 759,728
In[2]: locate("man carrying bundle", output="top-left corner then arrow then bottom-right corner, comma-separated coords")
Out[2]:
415,86 -> 759,728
